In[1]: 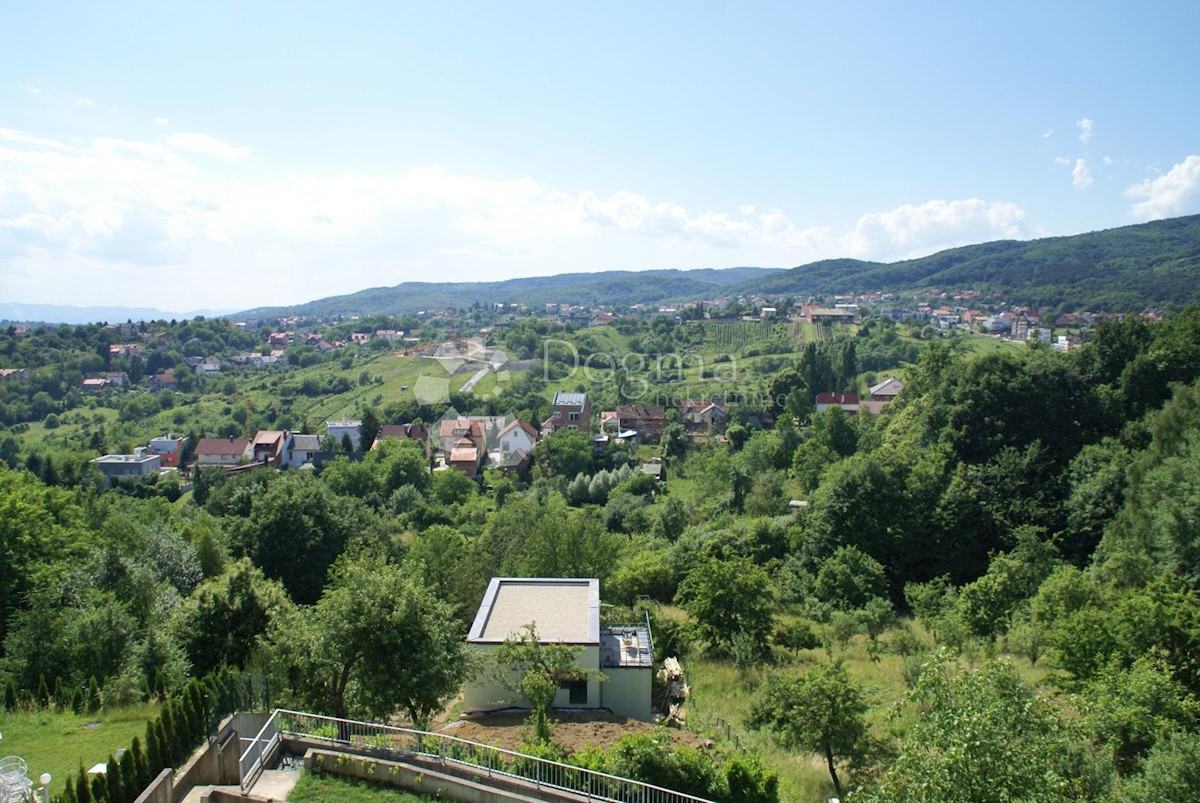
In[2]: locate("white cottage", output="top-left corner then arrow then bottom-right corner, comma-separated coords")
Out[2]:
463,578 -> 654,721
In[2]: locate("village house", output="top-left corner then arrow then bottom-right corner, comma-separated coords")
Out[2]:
463,578 -> 653,722
109,343 -> 146,359
438,417 -> 486,478
861,377 -> 904,415
679,400 -> 729,432
869,377 -> 904,402
91,448 -> 161,485
287,434 -> 322,467
495,419 -> 537,476
326,420 -> 363,450
195,357 -> 221,376
148,434 -> 187,468
808,307 -> 857,325
194,437 -> 251,466
81,376 -> 109,393
149,371 -> 179,393
497,419 -> 537,458
815,391 -> 861,415
613,405 -> 666,442
252,430 -> 293,468
0,368 -> 30,384
372,423 -> 432,456
543,391 -> 591,434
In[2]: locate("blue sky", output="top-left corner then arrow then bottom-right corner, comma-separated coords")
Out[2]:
2,1 -> 1198,310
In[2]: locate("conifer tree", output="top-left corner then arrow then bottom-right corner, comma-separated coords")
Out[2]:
145,721 -> 162,775
53,676 -> 66,710
103,755 -> 123,803
131,736 -> 151,792
72,686 -> 85,714
3,678 -> 16,711
119,749 -> 137,803
153,720 -> 170,770
90,773 -> 106,801
37,674 -> 50,708
180,696 -> 199,755
87,676 -> 101,713
61,777 -> 78,803
188,681 -> 207,735
160,704 -> 178,765
75,766 -> 93,803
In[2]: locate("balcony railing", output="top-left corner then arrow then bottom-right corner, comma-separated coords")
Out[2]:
240,707 -> 715,803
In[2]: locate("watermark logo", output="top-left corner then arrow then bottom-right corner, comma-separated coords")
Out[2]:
412,338 -> 512,406
542,339 -> 740,402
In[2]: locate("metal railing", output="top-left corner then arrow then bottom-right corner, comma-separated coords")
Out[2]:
238,711 -> 281,792
255,708 -> 716,803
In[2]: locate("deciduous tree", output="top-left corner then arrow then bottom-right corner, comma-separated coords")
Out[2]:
676,556 -> 773,660
747,661 -> 868,799
261,555 -> 467,727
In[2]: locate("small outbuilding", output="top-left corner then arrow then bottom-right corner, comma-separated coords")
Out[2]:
462,578 -> 654,721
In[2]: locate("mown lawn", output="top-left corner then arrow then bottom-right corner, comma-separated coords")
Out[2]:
0,704 -> 159,800
289,769 -> 441,803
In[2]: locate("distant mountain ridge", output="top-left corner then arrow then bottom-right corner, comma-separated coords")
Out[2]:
235,215 -> 1200,318
0,303 -> 234,326
237,267 -> 779,319
738,215 -> 1200,310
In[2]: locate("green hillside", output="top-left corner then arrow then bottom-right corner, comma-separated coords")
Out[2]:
237,267 -> 778,319
739,214 -> 1200,309
237,215 -> 1200,319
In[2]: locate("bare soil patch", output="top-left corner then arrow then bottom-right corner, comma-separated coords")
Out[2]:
437,709 -> 705,755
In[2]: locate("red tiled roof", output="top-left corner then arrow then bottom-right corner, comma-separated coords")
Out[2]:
815,392 -> 860,405
195,438 -> 250,455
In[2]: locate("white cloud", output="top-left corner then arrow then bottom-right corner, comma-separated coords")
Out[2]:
15,82 -> 40,94
167,132 -> 249,160
1043,129 -> 1054,139
73,97 -> 93,106
1103,155 -> 1113,166
0,123 -> 1037,308
1076,117 -> 1094,145
1054,155 -> 1072,165
154,117 -> 169,126
0,128 -> 76,151
1072,158 -> 1094,190
1127,155 -> 1200,221
844,199 -> 1027,260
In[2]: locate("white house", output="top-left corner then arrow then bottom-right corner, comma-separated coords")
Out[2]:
463,578 -> 653,722
497,419 -> 538,458
326,420 -> 363,450
91,448 -> 161,485
194,437 -> 251,466
195,357 -> 222,376
288,434 -> 322,467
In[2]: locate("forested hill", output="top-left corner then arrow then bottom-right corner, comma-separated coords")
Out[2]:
738,214 -> 1200,309
238,214 -> 1200,319
237,266 -> 777,319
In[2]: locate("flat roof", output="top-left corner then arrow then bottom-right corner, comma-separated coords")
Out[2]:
600,625 -> 653,669
468,578 -> 599,644
92,453 -> 159,464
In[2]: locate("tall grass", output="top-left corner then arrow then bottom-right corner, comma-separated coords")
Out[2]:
0,703 -> 159,800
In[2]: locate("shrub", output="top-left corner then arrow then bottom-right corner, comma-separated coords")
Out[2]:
773,619 -> 822,652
